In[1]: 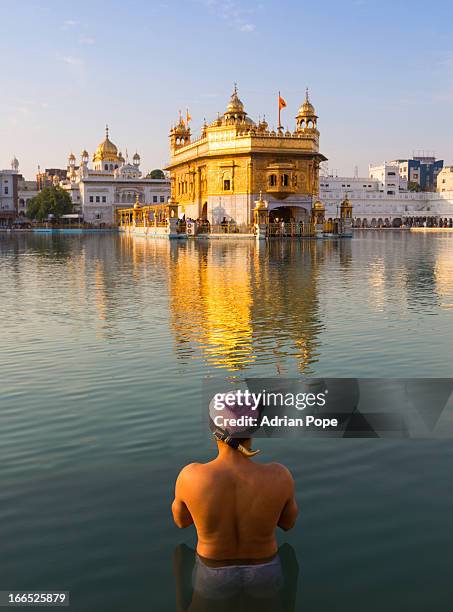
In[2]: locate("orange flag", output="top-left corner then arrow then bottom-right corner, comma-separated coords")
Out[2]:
278,92 -> 286,129
186,109 -> 192,124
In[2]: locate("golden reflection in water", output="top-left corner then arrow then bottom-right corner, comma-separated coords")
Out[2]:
167,239 -> 322,372
170,241 -> 255,370
368,258 -> 386,312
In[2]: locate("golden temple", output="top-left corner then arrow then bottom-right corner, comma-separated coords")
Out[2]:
165,85 -> 327,226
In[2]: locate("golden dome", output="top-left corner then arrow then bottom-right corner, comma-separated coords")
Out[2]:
68,152 -> 76,161
226,85 -> 244,113
297,89 -> 316,117
81,149 -> 88,157
255,190 -> 267,209
93,125 -> 119,162
341,195 -> 352,207
173,115 -> 189,135
313,199 -> 325,210
258,117 -> 268,131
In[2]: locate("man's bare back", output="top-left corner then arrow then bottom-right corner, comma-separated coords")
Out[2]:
172,440 -> 298,561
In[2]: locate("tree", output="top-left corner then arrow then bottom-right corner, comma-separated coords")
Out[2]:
407,181 -> 421,193
27,186 -> 73,221
146,169 -> 165,179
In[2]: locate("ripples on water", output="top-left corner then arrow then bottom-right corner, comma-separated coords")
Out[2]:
0,231 -> 453,611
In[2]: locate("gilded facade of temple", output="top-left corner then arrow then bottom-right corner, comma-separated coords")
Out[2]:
165,86 -> 327,226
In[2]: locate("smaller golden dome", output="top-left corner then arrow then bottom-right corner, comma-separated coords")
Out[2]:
226,84 -> 245,114
258,117 -> 268,131
81,149 -> 88,157
255,190 -> 267,209
173,116 -> 189,135
68,152 -> 76,160
341,196 -> 352,207
299,100 -> 315,115
297,88 -> 316,117
313,199 -> 325,210
133,194 -> 141,209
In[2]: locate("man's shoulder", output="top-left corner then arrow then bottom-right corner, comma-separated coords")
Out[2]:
176,462 -> 203,479
175,461 -> 221,494
176,461 -> 218,481
260,462 -> 295,482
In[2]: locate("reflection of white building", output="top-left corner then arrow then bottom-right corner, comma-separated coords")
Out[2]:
61,126 -> 170,225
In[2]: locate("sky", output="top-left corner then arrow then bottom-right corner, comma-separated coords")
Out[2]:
1,0 -> 453,179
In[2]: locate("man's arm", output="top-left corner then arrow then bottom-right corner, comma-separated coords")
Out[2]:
172,465 -> 195,529
276,466 -> 298,531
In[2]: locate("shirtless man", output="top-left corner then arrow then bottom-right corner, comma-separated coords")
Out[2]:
172,388 -> 298,563
172,436 -> 298,563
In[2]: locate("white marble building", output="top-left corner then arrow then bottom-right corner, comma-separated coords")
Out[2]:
320,173 -> 453,225
61,127 -> 170,225
0,157 -> 20,225
18,178 -> 39,217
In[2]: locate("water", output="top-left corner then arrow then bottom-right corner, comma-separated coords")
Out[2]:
0,231 -> 452,611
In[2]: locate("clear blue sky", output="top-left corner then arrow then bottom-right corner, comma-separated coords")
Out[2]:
1,0 -> 453,179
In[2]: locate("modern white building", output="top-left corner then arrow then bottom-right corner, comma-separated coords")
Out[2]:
368,163 -> 407,194
61,127 -> 170,225
389,155 -> 443,191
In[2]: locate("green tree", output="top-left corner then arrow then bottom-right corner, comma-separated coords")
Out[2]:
407,181 -> 421,192
146,169 -> 165,179
27,186 -> 73,221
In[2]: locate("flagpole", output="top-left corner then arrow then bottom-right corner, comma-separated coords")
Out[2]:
278,91 -> 281,130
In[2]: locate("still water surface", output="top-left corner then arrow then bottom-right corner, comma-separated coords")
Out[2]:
0,232 -> 452,611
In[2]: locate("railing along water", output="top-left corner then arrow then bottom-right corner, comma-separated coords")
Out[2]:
268,222 -> 315,237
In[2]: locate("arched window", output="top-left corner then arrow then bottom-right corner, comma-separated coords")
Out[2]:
281,174 -> 289,187
223,179 -> 231,191
104,164 -> 108,171
269,174 -> 277,186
